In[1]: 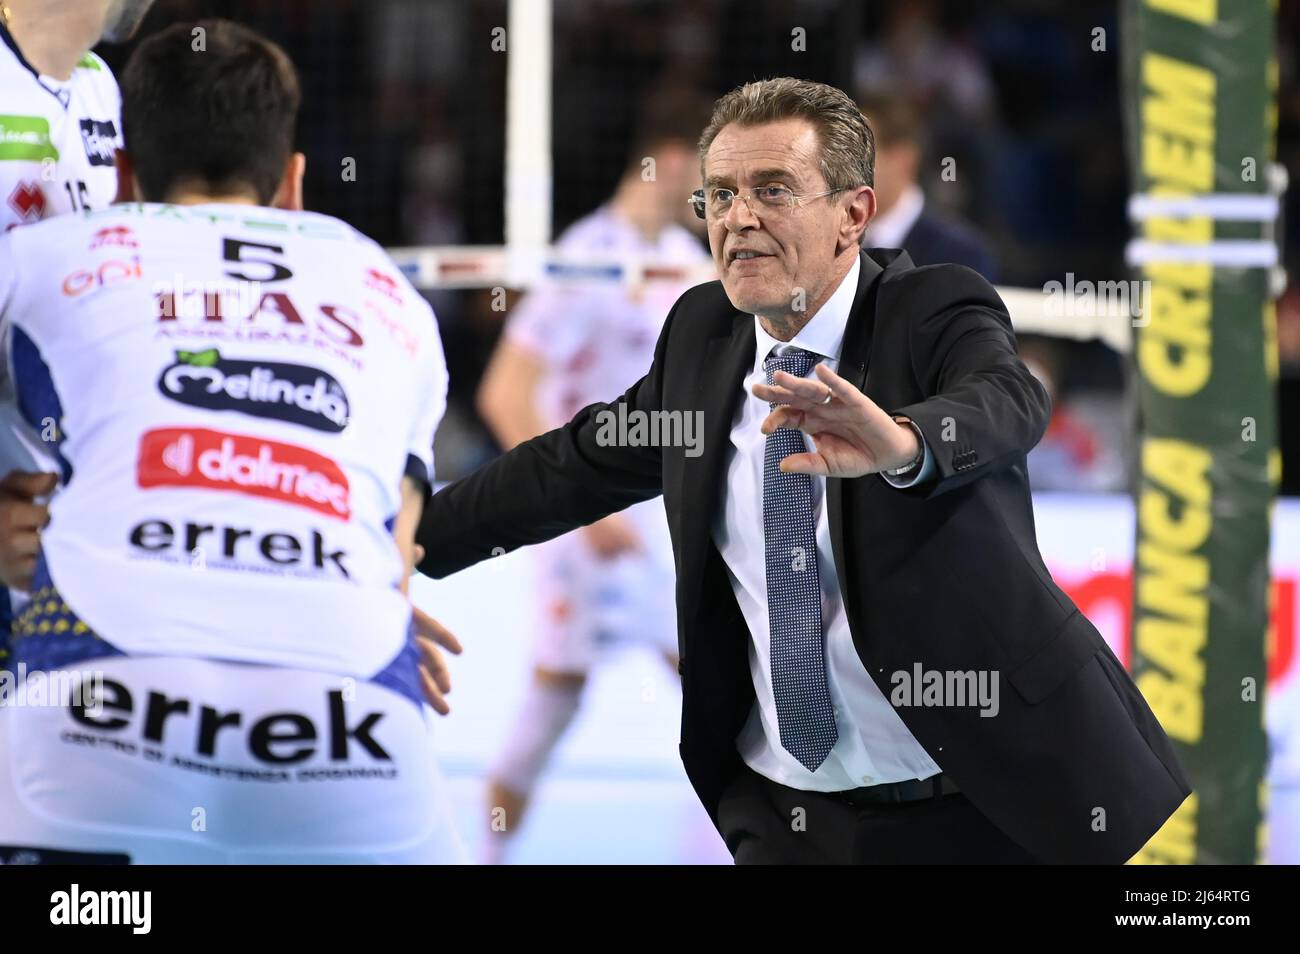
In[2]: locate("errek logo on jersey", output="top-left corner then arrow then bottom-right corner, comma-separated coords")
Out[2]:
78,118 -> 118,167
158,349 -> 351,432
129,518 -> 350,579
70,683 -> 390,764
137,427 -> 351,520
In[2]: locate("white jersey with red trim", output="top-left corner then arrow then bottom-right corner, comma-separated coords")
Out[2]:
0,27 -> 121,230
505,204 -> 708,553
506,204 -> 708,426
0,203 -> 447,680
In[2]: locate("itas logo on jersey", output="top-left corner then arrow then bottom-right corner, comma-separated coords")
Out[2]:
157,348 -> 351,432
364,268 -> 403,304
90,225 -> 138,250
137,427 -> 351,520
78,118 -> 118,167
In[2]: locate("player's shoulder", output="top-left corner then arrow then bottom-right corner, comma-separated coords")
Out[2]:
3,203 -> 109,246
552,205 -> 624,252
70,50 -> 121,103
72,51 -> 114,81
660,222 -> 710,260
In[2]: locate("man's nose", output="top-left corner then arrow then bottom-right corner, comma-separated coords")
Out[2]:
723,194 -> 760,231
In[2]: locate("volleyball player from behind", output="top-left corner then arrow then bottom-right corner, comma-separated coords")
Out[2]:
475,100 -> 710,863
0,0 -> 156,666
0,19 -> 462,863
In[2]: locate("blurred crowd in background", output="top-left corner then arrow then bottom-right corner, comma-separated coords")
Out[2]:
98,0 -> 1300,494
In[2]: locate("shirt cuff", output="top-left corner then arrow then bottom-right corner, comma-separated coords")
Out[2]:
881,420 -> 936,488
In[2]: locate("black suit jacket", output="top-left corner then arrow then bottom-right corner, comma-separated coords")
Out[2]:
901,209 -> 1000,283
417,248 -> 1192,864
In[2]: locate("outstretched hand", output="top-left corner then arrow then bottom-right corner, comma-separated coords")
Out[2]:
407,543 -> 464,716
751,363 -> 920,478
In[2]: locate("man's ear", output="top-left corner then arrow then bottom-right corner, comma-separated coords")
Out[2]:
840,185 -> 877,252
114,149 -> 137,203
272,152 -> 306,211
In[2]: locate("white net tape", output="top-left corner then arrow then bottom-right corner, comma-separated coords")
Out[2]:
386,245 -> 1137,353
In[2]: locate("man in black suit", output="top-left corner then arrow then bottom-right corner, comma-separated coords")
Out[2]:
416,78 -> 1191,864
859,94 -> 999,282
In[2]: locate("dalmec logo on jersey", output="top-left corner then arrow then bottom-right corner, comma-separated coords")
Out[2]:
137,426 -> 351,520
158,348 -> 351,432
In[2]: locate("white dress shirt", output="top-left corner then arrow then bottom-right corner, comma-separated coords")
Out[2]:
711,255 -> 943,791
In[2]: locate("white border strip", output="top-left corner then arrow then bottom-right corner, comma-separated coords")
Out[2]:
385,245 -> 1136,353
1128,193 -> 1278,221
1126,239 -> 1278,267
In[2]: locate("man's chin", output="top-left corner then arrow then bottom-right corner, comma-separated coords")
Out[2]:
721,280 -> 782,318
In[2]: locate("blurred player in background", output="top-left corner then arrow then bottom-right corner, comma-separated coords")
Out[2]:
0,19 -> 461,863
858,93 -> 998,282
0,0 -> 154,669
474,98 -> 710,863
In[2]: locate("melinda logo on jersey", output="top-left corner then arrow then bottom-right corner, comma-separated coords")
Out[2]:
158,348 -> 350,432
138,427 -> 351,520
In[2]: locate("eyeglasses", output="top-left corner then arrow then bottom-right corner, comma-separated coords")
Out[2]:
688,185 -> 847,220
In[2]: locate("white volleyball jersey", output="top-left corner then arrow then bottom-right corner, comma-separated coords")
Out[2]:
505,205 -> 708,550
0,203 -> 447,680
0,27 -> 121,230
0,30 -> 122,479
506,204 -> 708,425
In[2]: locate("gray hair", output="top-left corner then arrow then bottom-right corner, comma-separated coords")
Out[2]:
698,77 -> 875,190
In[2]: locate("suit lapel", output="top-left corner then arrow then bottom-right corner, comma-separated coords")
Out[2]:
678,314 -> 753,616
826,250 -> 887,610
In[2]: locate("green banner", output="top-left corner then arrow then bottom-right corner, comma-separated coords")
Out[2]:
1122,0 -> 1278,863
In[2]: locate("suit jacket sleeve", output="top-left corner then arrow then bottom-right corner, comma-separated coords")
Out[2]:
888,265 -> 1051,497
414,294 -> 677,579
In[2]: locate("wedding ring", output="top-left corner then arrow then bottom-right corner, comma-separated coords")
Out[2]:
820,385 -> 833,405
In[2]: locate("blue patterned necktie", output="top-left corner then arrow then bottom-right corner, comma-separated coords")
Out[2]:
762,347 -> 838,771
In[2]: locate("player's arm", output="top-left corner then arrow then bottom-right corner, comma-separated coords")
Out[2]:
476,339 -> 548,450
394,475 -> 424,597
415,288 -> 679,580
477,338 -> 640,559
0,234 -> 59,592
400,291 -> 464,713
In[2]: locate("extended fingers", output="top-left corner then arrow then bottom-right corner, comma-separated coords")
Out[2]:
760,405 -> 805,436
412,606 -> 464,654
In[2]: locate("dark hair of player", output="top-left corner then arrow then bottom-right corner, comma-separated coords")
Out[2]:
120,18 -> 301,204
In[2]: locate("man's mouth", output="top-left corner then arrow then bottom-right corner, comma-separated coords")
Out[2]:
729,250 -> 774,264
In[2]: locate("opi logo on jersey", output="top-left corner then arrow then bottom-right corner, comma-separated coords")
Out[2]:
157,348 -> 351,432
78,118 -> 118,166
137,426 -> 351,520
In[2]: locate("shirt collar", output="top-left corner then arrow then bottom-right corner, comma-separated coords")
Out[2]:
863,183 -> 925,250
752,253 -> 860,368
